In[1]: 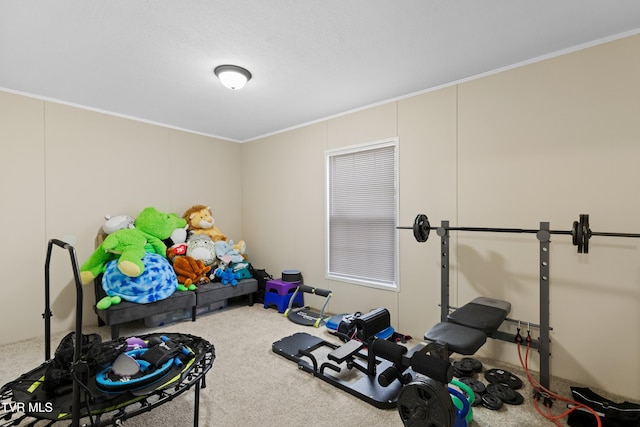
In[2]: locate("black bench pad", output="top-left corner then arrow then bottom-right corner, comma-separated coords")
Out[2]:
424,322 -> 487,355
447,305 -> 505,336
424,297 -> 511,355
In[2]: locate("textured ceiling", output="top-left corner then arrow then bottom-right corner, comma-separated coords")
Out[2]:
2,1 -> 640,142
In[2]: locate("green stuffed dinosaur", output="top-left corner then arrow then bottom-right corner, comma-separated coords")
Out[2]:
80,207 -> 187,285
134,207 -> 186,249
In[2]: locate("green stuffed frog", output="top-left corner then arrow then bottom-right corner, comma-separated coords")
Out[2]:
80,207 -> 186,284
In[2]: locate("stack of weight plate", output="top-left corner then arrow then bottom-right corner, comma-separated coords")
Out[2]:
451,358 -> 525,411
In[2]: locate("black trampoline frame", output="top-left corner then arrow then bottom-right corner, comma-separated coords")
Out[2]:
0,239 -> 213,427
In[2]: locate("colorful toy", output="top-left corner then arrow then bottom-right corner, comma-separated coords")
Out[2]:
214,240 -> 244,265
232,239 -> 247,257
125,337 -> 147,350
102,214 -> 136,235
182,205 -> 227,242
186,234 -> 217,266
80,207 -> 187,285
165,224 -> 189,261
97,253 -> 178,309
135,207 -> 187,248
233,263 -> 252,280
80,228 -> 157,285
172,255 -> 211,291
166,224 -> 188,249
214,266 -> 239,286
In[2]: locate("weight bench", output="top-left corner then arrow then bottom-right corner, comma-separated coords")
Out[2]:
424,297 -> 511,356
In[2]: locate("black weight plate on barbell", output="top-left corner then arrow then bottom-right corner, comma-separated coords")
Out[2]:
572,221 -> 579,246
503,390 -> 524,406
577,214 -> 587,253
481,393 -> 503,410
413,214 -> 431,243
486,383 -> 517,403
458,377 -> 486,395
582,214 -> 590,254
484,368 -> 523,390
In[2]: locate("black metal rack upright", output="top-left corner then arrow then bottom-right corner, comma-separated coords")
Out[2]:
437,220 -> 552,389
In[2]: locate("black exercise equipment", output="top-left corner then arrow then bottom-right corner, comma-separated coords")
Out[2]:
350,307 -> 391,342
425,297 -> 512,356
484,368 -> 523,390
272,307 -> 454,409
400,212 -> 640,253
326,310 -> 395,342
0,240 -> 214,427
458,377 -> 486,396
400,216 -> 560,389
453,357 -> 482,373
452,357 -> 483,378
284,284 -> 332,327
273,332 -> 404,409
568,386 -> 640,426
481,393 -> 504,410
397,377 -> 456,427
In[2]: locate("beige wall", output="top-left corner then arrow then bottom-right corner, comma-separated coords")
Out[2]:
242,104 -> 406,325
456,34 -> 640,399
1,92 -> 46,344
0,93 -> 242,345
242,34 -> 640,400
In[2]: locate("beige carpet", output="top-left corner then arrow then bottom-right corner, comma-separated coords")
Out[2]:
0,299 -> 620,426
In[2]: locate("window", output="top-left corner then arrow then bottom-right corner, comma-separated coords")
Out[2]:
326,139 -> 398,289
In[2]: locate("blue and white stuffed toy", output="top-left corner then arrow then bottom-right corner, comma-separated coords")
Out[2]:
97,253 -> 178,309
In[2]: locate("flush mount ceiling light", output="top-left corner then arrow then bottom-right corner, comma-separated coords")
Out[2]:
214,64 -> 252,90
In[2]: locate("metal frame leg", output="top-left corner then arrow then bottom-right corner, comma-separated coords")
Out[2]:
537,222 -> 551,389
438,221 -> 450,322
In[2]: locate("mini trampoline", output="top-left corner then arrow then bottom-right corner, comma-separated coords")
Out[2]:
0,239 -> 215,427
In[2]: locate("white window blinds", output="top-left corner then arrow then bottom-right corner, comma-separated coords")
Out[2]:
326,140 -> 397,288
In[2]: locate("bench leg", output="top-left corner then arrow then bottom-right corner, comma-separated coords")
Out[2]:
110,325 -> 120,341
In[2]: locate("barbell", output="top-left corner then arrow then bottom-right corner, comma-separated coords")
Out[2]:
398,213 -> 640,253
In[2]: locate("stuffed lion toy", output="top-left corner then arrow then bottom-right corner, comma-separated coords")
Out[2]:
183,205 -> 227,242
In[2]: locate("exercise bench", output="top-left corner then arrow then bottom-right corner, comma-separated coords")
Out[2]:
424,296 -> 511,356
425,219 -> 551,389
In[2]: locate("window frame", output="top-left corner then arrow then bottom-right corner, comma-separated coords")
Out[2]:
325,138 -> 399,291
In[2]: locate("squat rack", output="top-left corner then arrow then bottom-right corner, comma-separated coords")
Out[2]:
437,219 -> 551,388
399,213 -> 640,389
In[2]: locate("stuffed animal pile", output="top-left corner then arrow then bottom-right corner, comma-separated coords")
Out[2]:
81,204 -> 252,310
